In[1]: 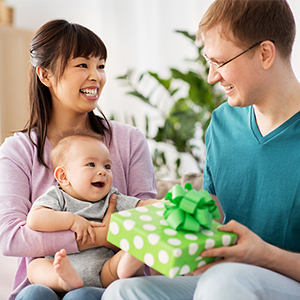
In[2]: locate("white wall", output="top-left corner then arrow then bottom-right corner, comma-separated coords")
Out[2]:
6,0 -> 300,128
5,0 -> 300,176
5,0 -> 210,127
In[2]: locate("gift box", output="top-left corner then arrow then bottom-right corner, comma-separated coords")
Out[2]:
107,185 -> 237,278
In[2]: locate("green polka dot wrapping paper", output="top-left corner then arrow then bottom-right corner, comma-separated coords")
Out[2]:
107,202 -> 237,278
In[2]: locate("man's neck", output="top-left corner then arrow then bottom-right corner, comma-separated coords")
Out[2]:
253,73 -> 300,137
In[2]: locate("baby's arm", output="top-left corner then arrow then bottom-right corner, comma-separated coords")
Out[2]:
27,206 -> 103,244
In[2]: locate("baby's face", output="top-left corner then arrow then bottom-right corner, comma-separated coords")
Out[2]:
64,138 -> 113,202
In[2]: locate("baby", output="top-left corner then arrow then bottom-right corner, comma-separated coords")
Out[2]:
27,130 -> 158,292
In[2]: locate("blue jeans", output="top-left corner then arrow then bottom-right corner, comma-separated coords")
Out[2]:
102,263 -> 300,300
15,284 -> 105,300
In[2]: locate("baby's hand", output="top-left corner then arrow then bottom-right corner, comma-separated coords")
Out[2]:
70,215 -> 104,244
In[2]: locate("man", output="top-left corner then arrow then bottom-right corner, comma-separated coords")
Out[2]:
102,1 -> 300,299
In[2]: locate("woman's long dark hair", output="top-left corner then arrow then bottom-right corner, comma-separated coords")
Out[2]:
24,19 -> 111,167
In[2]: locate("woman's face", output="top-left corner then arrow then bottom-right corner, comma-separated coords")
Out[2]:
48,55 -> 106,117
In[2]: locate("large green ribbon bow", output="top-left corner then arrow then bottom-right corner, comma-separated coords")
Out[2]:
163,183 -> 220,232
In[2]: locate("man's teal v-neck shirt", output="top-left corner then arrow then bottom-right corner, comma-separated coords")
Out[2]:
203,102 -> 300,252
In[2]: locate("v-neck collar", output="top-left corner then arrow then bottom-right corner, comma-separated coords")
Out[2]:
250,106 -> 300,144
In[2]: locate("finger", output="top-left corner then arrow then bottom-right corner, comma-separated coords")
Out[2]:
76,231 -> 82,242
194,260 -> 220,275
201,245 -> 238,259
194,259 -> 228,275
218,220 -> 246,235
81,231 -> 88,245
88,227 -> 96,243
201,247 -> 232,257
103,194 -> 117,222
107,194 -> 117,213
90,221 -> 105,227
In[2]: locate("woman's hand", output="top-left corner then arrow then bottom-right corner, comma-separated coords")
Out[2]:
101,193 -> 119,251
136,199 -> 161,206
194,220 -> 270,274
77,193 -> 119,252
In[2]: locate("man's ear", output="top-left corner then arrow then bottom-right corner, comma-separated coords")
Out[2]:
260,40 -> 275,70
36,66 -> 52,87
54,166 -> 70,186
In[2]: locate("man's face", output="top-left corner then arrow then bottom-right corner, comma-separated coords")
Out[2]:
203,25 -> 264,108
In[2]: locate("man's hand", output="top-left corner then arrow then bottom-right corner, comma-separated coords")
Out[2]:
194,220 -> 270,274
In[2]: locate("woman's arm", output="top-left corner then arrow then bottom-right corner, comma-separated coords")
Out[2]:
127,128 -> 157,200
109,123 -> 157,200
0,135 -> 78,257
0,191 -> 78,257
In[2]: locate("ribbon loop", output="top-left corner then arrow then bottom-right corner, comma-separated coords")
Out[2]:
163,183 -> 220,232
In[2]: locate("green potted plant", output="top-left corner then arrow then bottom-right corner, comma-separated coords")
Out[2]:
116,30 -> 226,178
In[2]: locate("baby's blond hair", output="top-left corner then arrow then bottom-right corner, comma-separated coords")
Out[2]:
50,130 -> 104,170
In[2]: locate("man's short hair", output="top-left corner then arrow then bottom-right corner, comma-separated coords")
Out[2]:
197,0 -> 295,59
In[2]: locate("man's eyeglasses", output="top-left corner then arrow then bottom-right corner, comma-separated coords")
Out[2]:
202,40 -> 274,69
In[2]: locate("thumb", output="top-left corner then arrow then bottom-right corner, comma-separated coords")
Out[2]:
106,193 -> 117,214
217,223 -> 231,232
218,220 -> 244,235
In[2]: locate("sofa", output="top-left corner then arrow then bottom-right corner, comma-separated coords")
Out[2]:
156,172 -> 203,199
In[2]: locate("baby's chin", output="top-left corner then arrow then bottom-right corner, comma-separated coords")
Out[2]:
87,190 -> 110,202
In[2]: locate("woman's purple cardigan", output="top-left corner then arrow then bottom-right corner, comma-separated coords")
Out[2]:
0,121 -> 157,300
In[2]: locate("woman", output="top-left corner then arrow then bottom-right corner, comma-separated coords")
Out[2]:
0,19 -> 157,300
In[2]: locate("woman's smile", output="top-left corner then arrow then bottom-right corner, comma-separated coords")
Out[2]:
80,87 -> 99,101
80,88 -> 98,97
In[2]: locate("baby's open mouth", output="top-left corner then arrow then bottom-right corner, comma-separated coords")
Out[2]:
92,182 -> 104,188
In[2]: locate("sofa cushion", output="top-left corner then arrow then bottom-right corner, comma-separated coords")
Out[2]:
157,173 -> 203,199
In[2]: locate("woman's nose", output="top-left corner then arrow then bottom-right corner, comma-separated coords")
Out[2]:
207,65 -> 222,85
89,67 -> 101,82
